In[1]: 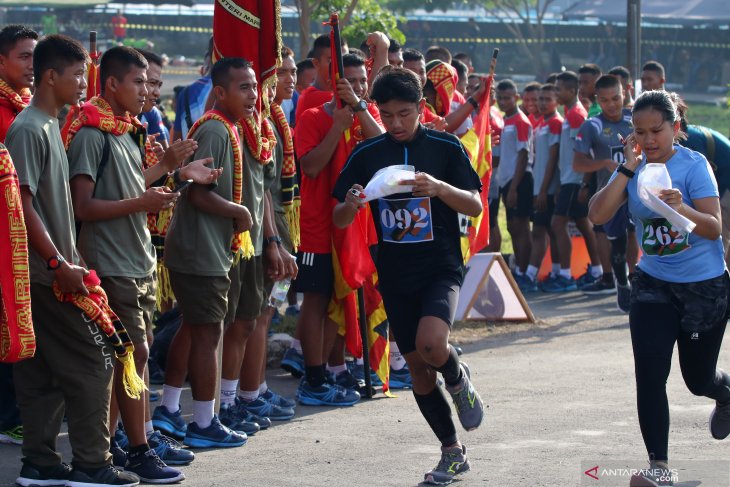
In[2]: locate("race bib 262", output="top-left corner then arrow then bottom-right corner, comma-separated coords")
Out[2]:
641,218 -> 690,256
379,197 -> 434,244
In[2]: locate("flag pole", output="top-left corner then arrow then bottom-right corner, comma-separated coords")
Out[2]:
327,12 -> 346,108
357,287 -> 373,398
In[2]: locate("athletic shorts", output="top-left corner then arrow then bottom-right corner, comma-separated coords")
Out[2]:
101,274 -> 156,344
553,183 -> 588,219
380,277 -> 460,355
294,251 -> 334,295
603,203 -> 635,239
531,194 -> 556,228
226,255 -> 265,323
169,270 -> 230,325
500,173 -> 533,220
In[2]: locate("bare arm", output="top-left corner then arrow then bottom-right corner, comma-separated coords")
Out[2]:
539,143 -> 560,195
573,151 -> 616,173
333,183 -> 366,229
366,32 -> 389,97
356,109 -> 384,139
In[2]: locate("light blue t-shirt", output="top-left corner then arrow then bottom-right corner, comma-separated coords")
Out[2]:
612,145 -> 725,283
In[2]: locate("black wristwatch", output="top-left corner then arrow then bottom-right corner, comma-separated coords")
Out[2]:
46,254 -> 66,271
617,164 -> 636,179
265,235 -> 282,247
352,99 -> 368,113
467,97 -> 479,110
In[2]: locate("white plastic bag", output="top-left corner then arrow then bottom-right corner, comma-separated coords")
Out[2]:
637,163 -> 696,233
362,165 -> 415,202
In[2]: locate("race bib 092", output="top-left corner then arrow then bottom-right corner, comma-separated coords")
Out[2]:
641,218 -> 690,256
379,197 -> 434,244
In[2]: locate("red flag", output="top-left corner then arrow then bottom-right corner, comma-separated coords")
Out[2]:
212,0 -> 282,118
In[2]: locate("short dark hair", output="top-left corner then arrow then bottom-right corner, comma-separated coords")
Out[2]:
296,58 -> 314,76
578,63 -> 602,76
453,52 -> 471,64
468,72 -> 485,81
281,46 -> 295,59
371,67 -> 422,105
388,37 -> 402,53
545,72 -> 559,84
451,59 -> 468,81
342,52 -> 365,69
594,74 -> 621,91
642,60 -> 665,78
0,24 -> 38,57
135,48 -> 163,68
425,45 -> 451,64
523,81 -> 541,93
346,48 -> 367,60
402,48 -> 424,63
556,70 -> 579,91
312,34 -> 330,59
496,79 -> 517,92
33,35 -> 88,87
608,65 -> 631,83
210,57 -> 252,88
100,46 -> 148,91
540,83 -> 558,93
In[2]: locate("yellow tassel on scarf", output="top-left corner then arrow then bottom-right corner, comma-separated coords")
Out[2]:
120,347 -> 147,400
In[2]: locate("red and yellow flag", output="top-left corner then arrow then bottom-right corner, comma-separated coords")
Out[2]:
212,0 -> 282,119
459,73 -> 493,262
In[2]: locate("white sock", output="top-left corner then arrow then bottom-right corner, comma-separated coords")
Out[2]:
192,400 -> 215,429
356,357 -> 364,365
258,381 -> 268,395
591,265 -> 603,278
161,385 -> 182,413
237,389 -> 259,403
559,268 -> 572,279
326,363 -> 347,375
389,342 -> 406,371
526,265 -> 539,281
220,379 -> 239,407
551,263 -> 560,275
291,339 -> 302,353
145,421 -> 154,436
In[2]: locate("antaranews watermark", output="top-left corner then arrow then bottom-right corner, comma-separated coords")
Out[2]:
580,459 -> 730,486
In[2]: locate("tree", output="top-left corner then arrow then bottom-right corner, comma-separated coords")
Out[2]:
292,0 -> 405,58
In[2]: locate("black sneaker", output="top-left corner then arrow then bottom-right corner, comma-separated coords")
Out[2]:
110,439 -> 127,469
66,464 -> 140,487
16,461 -> 72,487
125,449 -> 184,484
423,444 -> 470,485
582,278 -> 616,295
710,371 -> 730,440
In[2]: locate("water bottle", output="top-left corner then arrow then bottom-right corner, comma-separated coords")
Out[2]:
268,278 -> 292,309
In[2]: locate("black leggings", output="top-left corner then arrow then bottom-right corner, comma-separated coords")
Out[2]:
630,301 -> 730,461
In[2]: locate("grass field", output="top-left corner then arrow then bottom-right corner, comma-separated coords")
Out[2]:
687,102 -> 730,136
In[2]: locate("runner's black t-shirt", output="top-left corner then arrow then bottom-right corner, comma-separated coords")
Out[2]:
333,125 -> 482,293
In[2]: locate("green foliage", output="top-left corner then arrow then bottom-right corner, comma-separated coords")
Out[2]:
342,1 -> 406,46
384,0 -> 457,14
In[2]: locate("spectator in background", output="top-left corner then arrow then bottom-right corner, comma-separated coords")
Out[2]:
641,60 -> 666,91
578,63 -> 602,117
608,65 -> 634,107
521,81 -> 542,128
451,58 -> 468,96
137,49 -> 170,146
111,9 -> 128,43
41,8 -> 58,36
453,52 -> 474,73
171,37 -> 213,141
388,37 -> 403,67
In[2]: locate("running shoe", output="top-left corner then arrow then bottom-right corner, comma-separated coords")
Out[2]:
125,449 -> 184,484
219,403 -> 260,436
541,275 -> 578,293
710,372 -> 730,440
518,275 -> 538,293
350,362 -> 383,387
183,416 -> 247,449
152,405 -> 187,440
114,428 -> 129,450
147,430 -> 195,466
110,439 -> 128,469
617,284 -> 631,313
629,461 -> 674,486
237,397 -> 295,421
576,266 -> 599,289
0,424 -> 22,445
423,444 -> 470,485
582,278 -> 616,295
389,365 -> 413,389
16,460 -> 72,487
261,387 -> 297,409
446,363 -> 484,432
281,347 -> 305,378
335,369 -> 363,391
65,465 -> 140,487
296,379 -> 360,407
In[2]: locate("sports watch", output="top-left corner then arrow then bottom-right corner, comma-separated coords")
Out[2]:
352,99 -> 368,113
46,254 -> 66,271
